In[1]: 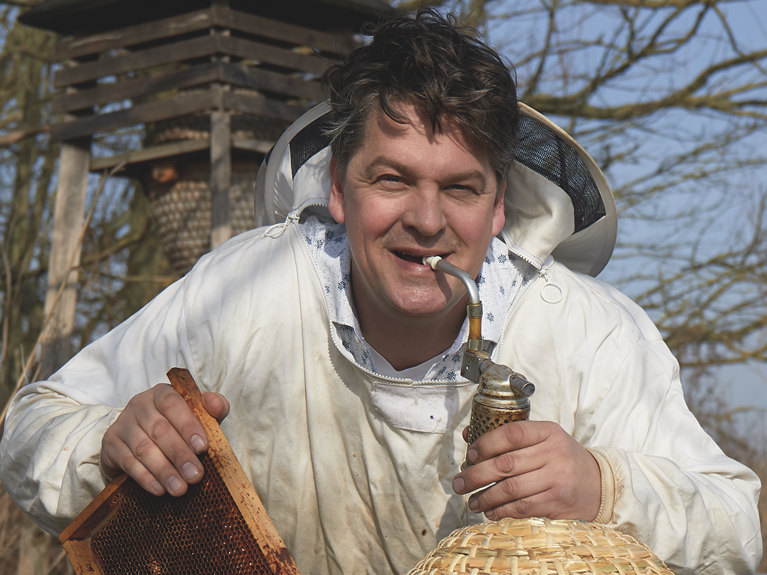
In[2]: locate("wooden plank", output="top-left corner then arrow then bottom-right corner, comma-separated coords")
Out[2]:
53,63 -> 221,115
56,9 -> 214,61
210,111 -> 232,248
232,138 -> 274,154
50,90 -> 221,141
55,6 -> 356,63
223,91 -> 306,123
41,140 -> 91,379
211,4 -> 357,56
90,136 -> 275,172
53,61 -> 325,115
54,35 -> 328,89
55,36 -> 218,89
90,139 -> 211,171
61,539 -> 104,575
219,62 -> 325,101
219,36 -> 329,75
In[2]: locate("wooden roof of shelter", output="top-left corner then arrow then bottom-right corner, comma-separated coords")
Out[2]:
21,0 -> 395,147
20,0 -> 393,36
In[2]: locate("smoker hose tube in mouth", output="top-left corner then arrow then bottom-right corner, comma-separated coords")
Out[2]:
423,256 -> 483,350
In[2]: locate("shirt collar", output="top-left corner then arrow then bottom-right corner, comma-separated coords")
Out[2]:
301,216 -> 532,379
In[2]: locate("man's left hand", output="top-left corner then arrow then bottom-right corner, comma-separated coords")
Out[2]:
452,420 -> 601,521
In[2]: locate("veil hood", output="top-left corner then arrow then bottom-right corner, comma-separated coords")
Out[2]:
255,102 -> 616,276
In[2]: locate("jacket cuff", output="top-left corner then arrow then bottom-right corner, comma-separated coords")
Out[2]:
586,446 -> 616,524
96,409 -> 124,484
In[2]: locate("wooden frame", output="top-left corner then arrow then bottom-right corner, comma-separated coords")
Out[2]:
50,88 -> 306,141
54,35 -> 329,89
53,62 -> 325,115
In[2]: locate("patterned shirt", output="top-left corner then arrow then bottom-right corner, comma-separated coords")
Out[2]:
301,216 -> 537,381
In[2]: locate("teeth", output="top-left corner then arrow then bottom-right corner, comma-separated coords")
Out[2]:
394,251 -> 449,264
394,251 -> 428,264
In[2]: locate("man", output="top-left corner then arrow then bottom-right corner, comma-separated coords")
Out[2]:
0,8 -> 761,575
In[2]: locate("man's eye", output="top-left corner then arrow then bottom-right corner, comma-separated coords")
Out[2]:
377,175 -> 405,187
447,184 -> 476,194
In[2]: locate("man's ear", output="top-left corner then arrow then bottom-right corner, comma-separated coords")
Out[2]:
492,180 -> 506,236
328,158 -> 346,224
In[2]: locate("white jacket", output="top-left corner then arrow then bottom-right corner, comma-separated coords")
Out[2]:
0,221 -> 761,574
0,103 -> 762,574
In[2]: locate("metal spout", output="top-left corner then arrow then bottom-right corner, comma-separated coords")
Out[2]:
423,256 -> 482,349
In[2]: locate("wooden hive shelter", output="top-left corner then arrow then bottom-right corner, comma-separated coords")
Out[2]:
20,0 -> 393,376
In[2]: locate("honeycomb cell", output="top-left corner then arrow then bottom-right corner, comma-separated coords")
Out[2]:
88,453 -> 273,575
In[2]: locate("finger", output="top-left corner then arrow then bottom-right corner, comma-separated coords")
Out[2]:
124,388 -> 205,493
101,433 -> 166,496
202,392 -> 230,423
102,415 -> 183,496
482,489 -> 559,521
127,413 -> 200,496
453,442 -> 543,494
466,420 -> 551,466
152,384 -> 209,455
467,467 -> 549,514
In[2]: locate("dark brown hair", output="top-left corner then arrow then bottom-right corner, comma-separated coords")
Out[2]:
322,7 -> 519,188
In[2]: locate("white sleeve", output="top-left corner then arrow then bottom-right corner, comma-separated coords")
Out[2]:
0,275 -> 194,535
585,336 -> 762,575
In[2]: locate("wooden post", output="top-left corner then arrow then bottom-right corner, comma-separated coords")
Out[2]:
210,5 -> 232,249
210,108 -> 232,248
40,138 -> 91,379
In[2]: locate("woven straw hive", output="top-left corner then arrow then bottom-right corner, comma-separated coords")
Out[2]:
407,517 -> 675,575
143,107 -> 290,275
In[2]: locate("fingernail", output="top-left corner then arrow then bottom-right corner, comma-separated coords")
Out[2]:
150,481 -> 163,495
453,477 -> 465,493
467,448 -> 478,463
167,476 -> 182,493
469,495 -> 479,511
182,462 -> 199,481
191,434 -> 205,453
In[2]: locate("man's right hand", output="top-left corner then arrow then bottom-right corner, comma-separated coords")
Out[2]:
100,384 -> 230,496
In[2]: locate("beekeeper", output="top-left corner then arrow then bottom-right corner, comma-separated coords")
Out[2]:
0,7 -> 761,575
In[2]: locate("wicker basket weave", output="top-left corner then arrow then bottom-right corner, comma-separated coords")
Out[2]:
146,175 -> 256,275
407,518 -> 675,575
143,107 -> 290,275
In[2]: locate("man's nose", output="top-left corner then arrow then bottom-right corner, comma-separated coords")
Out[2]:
401,187 -> 447,237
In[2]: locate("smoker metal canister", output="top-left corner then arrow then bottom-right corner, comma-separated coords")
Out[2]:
463,365 -> 532,469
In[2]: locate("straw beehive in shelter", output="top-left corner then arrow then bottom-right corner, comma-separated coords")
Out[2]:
19,0 -> 393,375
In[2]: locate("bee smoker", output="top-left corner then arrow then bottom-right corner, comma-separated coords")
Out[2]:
423,257 -> 535,469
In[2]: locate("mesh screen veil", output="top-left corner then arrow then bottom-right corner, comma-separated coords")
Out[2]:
60,369 -> 301,575
515,115 -> 605,233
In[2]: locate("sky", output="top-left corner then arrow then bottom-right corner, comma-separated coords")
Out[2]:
484,0 -> 767,422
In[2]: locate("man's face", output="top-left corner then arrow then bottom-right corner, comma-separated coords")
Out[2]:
328,103 -> 506,330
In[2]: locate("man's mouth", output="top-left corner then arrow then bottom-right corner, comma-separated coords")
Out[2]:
393,251 -> 448,264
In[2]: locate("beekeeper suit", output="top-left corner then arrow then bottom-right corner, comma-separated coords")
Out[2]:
0,99 -> 761,575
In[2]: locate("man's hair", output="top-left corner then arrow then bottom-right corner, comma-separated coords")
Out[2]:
322,7 -> 519,188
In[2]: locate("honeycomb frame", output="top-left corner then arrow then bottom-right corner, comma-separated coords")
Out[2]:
59,367 -> 301,575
